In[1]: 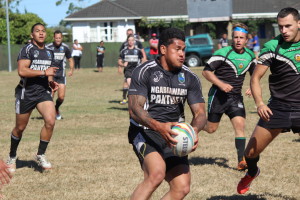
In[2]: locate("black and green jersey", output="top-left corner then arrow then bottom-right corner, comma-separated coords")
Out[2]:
258,35 -> 300,104
204,46 -> 256,94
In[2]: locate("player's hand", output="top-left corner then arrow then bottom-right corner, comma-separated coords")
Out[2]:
220,83 -> 233,93
68,70 -> 73,77
257,104 -> 273,121
245,88 -> 252,97
0,160 -> 12,186
123,62 -> 128,68
156,122 -> 178,148
46,67 -> 59,76
49,81 -> 59,92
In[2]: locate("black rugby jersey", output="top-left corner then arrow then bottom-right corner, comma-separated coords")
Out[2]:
46,42 -> 71,77
258,35 -> 300,104
96,46 -> 105,56
204,46 -> 256,94
119,47 -> 143,72
17,43 -> 54,96
129,60 -> 205,126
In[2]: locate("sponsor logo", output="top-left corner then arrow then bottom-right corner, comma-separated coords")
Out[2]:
178,73 -> 185,83
34,50 -> 39,58
153,71 -> 163,82
46,51 -> 52,59
295,54 -> 300,62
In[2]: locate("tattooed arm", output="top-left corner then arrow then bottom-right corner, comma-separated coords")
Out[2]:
189,102 -> 206,151
128,94 -> 178,146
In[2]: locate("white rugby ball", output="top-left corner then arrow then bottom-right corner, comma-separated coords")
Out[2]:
171,122 -> 195,157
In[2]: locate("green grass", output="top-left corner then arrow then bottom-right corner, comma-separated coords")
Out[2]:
0,67 -> 299,200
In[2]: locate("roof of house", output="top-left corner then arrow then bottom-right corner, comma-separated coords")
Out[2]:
65,0 -> 187,20
65,0 -> 300,21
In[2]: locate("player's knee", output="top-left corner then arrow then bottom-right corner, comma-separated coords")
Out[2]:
146,170 -> 165,188
14,126 -> 26,135
44,118 -> 56,130
205,126 -> 217,133
171,183 -> 190,198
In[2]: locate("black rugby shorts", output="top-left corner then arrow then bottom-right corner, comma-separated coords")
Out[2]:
128,123 -> 189,172
207,87 -> 245,122
54,76 -> 66,85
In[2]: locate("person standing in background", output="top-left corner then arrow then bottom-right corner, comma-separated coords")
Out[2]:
149,33 -> 159,60
218,33 -> 229,49
252,32 -> 260,59
96,41 -> 105,72
72,39 -> 83,70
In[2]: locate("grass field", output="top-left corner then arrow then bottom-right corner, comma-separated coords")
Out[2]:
0,67 -> 299,200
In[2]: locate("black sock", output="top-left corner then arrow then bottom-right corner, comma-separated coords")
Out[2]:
55,99 -> 64,111
235,137 -> 246,162
245,156 -> 260,177
10,133 -> 22,158
122,88 -> 128,99
37,140 -> 49,155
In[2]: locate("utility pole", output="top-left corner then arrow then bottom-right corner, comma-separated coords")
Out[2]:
6,0 -> 12,72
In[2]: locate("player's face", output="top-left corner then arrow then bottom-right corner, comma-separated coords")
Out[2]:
127,36 -> 135,48
232,31 -> 247,52
127,30 -> 133,36
54,33 -> 63,46
163,39 -> 186,70
31,25 -> 46,44
278,14 -> 300,42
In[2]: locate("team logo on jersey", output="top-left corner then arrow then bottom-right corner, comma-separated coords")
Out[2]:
153,71 -> 163,82
60,46 -> 64,53
239,63 -> 244,69
33,50 -> 39,58
295,54 -> 300,62
134,49 -> 138,55
178,73 -> 185,84
46,51 -> 52,59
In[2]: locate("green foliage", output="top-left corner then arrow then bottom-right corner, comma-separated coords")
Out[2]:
0,12 -> 49,44
203,22 -> 216,39
56,0 -> 84,14
139,17 -> 189,31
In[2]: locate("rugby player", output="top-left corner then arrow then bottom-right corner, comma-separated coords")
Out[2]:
46,30 -> 74,120
128,28 -> 206,200
6,23 -> 58,172
202,23 -> 256,171
119,29 -> 147,105
118,34 -> 143,104
237,7 -> 300,194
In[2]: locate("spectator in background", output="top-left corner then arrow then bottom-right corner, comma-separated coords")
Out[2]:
72,39 -> 83,70
247,33 -> 254,51
96,41 -> 105,72
252,32 -> 260,59
149,33 -> 159,60
218,33 -> 229,49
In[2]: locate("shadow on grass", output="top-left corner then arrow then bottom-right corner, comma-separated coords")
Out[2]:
108,107 -> 128,111
189,157 -> 237,171
207,192 -> 298,200
292,137 -> 300,142
16,158 -> 44,173
30,116 -> 44,120
109,100 -> 122,104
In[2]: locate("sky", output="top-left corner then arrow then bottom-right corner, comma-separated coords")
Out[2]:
14,0 -> 100,27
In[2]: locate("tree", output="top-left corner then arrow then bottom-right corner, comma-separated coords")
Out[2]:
56,0 -> 88,15
0,12 -> 48,44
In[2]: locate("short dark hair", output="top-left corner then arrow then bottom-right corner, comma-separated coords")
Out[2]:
277,7 -> 300,21
54,30 -> 62,36
127,34 -> 135,41
31,23 -> 45,33
158,28 -> 185,54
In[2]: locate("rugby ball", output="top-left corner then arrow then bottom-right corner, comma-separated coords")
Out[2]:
171,122 -> 195,157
